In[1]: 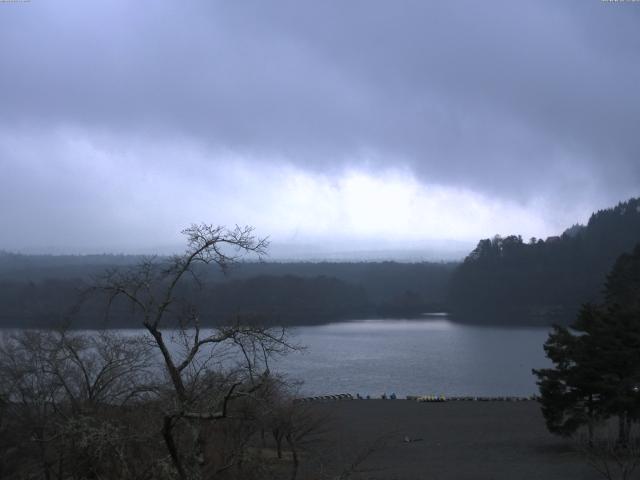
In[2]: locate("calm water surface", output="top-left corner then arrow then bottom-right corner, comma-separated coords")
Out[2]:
272,318 -> 551,397
33,318 -> 551,398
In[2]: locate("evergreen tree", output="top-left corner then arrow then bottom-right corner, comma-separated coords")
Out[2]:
533,306 -> 604,442
450,197 -> 640,323
533,244 -> 640,444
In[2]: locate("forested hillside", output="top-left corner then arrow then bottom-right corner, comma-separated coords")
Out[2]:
448,197 -> 640,324
3,198 -> 639,328
0,257 -> 454,328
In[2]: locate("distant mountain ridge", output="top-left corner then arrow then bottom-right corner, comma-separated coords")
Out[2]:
448,197 -> 640,324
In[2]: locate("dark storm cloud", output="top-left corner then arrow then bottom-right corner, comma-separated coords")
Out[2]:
1,0 -> 639,250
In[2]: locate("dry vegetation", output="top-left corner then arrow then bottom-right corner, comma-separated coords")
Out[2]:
0,225 -> 335,480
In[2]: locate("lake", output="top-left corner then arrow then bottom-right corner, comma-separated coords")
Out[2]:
272,317 -> 551,397
11,317 -> 552,398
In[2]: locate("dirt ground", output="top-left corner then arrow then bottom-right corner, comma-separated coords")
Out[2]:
306,400 -> 604,480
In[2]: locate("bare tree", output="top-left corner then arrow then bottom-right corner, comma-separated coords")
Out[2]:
0,328 -> 163,479
0,224 -> 332,480
337,433 -> 393,480
580,434 -> 640,480
95,224 -> 297,479
274,400 -> 330,480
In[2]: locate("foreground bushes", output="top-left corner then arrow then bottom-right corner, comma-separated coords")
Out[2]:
0,328 -> 327,480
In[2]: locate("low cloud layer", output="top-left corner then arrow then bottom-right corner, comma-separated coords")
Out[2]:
1,1 -> 638,255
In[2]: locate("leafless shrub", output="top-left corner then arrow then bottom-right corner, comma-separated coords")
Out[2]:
0,224 -> 337,480
0,328 -> 163,479
337,433 -> 394,480
579,434 -> 640,480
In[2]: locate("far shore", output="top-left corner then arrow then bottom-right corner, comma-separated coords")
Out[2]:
0,313 -> 562,330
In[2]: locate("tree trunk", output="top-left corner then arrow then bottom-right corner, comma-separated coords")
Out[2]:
36,431 -> 52,480
286,433 -> 299,480
618,411 -> 630,446
162,416 -> 187,480
148,328 -> 187,402
587,396 -> 594,447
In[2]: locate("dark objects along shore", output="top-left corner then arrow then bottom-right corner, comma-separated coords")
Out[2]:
294,394 -> 537,403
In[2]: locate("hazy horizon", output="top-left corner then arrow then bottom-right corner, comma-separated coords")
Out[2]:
0,237 -> 473,262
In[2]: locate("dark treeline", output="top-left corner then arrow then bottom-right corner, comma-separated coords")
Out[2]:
0,253 -> 148,280
2,197 -> 639,328
448,197 -> 640,324
0,257 -> 455,328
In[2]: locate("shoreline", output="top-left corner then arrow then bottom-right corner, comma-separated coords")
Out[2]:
296,394 -> 538,402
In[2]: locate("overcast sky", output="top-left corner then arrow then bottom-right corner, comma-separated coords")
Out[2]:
1,1 -> 639,258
